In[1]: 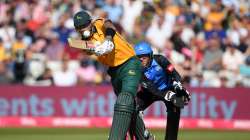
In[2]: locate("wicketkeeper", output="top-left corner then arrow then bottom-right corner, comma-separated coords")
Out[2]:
130,41 -> 191,140
72,10 -> 146,140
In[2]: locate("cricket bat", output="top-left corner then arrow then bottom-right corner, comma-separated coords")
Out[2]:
67,38 -> 95,51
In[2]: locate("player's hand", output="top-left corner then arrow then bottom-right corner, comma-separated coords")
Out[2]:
80,41 -> 95,55
94,39 -> 114,56
83,49 -> 95,55
173,81 -> 183,91
182,88 -> 191,105
176,87 -> 191,105
165,91 -> 185,108
172,81 -> 191,105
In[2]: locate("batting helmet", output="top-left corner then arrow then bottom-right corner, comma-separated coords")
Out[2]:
73,10 -> 92,29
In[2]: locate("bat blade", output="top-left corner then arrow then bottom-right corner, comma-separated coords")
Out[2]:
67,38 -> 94,51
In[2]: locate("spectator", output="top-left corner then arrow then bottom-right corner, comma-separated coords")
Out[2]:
219,42 -> 245,87
227,19 -> 248,46
63,44 -> 83,60
35,67 -> 54,86
13,0 -> 30,21
130,3 -> 154,44
0,38 -> 8,62
204,4 -> 227,42
120,0 -> 143,35
163,39 -> 185,64
237,15 -> 249,53
146,13 -> 173,51
52,58 -> 77,86
101,0 -> 122,23
53,14 -> 73,44
13,50 -> 27,83
180,57 -> 193,85
222,43 -> 244,72
202,37 -> 223,72
170,17 -> 188,53
202,37 -> 223,87
12,33 -> 27,55
76,58 -> 100,85
0,62 -> 12,84
205,4 -> 225,31
240,55 -> 250,86
44,32 -> 64,61
0,20 -> 16,49
190,73 -> 207,87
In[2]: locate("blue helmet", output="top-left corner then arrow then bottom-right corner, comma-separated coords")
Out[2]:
134,41 -> 153,56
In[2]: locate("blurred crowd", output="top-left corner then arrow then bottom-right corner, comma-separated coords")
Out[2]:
0,0 -> 250,87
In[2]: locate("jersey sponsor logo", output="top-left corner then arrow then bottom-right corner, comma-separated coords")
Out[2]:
128,70 -> 136,75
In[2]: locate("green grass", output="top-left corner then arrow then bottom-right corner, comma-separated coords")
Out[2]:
0,128 -> 249,140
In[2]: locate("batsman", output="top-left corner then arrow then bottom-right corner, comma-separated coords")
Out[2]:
72,10 -> 146,140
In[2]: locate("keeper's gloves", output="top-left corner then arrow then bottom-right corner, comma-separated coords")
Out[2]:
165,91 -> 186,108
172,81 -> 191,105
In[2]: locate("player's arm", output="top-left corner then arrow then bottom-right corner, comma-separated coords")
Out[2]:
140,72 -> 187,108
103,19 -> 116,40
93,19 -> 116,56
154,55 -> 181,82
155,55 -> 191,104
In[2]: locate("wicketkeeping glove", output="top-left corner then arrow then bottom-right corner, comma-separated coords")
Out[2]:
172,81 -> 191,105
164,91 -> 185,108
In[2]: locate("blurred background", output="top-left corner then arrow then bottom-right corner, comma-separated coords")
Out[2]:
0,0 -> 250,140
0,0 -> 249,87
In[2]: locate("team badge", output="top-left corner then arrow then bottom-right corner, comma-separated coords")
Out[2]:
128,70 -> 136,75
76,15 -> 82,20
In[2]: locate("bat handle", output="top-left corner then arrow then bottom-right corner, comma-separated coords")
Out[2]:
83,48 -> 96,55
86,48 -> 95,52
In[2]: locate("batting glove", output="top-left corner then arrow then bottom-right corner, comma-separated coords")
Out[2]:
94,39 -> 114,56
